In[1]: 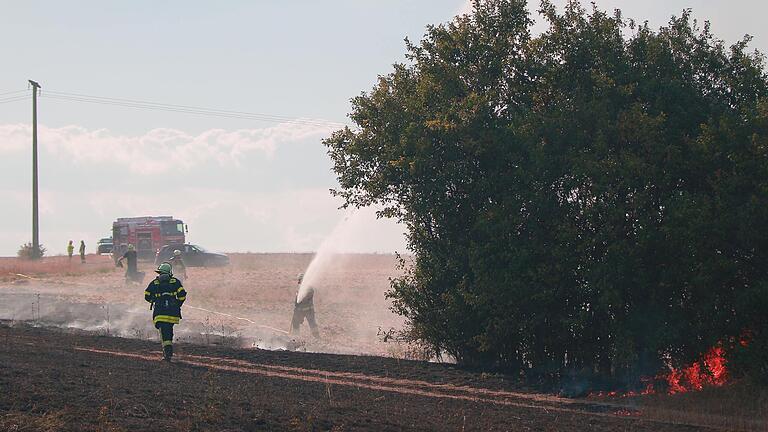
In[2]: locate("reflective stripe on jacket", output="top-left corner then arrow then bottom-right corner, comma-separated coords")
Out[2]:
145,275 -> 186,324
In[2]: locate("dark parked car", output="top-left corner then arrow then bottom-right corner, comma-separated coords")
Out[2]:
97,238 -> 113,255
155,244 -> 229,267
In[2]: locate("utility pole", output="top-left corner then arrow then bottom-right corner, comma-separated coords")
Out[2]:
29,80 -> 41,259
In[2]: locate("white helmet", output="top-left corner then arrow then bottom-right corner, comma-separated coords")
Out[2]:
173,249 -> 182,257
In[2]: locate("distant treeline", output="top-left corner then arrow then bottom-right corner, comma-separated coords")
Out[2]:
325,0 -> 768,386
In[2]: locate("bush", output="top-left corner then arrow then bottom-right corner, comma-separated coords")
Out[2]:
17,242 -> 46,260
325,0 -> 768,384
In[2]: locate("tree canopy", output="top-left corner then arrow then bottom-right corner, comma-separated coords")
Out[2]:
324,0 -> 768,385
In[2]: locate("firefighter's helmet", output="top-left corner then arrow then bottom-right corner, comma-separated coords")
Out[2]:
173,249 -> 182,257
156,262 -> 173,275
127,244 -> 135,251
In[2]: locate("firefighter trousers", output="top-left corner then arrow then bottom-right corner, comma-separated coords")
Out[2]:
156,322 -> 175,347
290,308 -> 319,337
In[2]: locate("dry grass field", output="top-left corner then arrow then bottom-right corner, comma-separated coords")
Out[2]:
0,253 -> 406,357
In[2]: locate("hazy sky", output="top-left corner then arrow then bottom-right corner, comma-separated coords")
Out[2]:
0,1 -> 765,256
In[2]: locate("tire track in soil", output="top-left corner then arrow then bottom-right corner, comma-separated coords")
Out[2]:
76,347 -> 676,427
183,353 -> 606,407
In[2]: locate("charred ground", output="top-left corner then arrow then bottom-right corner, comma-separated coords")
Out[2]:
0,323 -> 731,432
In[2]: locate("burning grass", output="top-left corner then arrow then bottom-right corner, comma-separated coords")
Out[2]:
587,341 -> 768,430
665,346 -> 728,394
588,342 -> 735,399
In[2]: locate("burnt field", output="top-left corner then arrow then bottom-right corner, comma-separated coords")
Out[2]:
0,254 -> 766,431
0,323 -> 734,432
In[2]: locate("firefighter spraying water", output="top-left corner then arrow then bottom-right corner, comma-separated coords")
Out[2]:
144,262 -> 187,361
290,273 -> 319,338
286,211 -> 373,339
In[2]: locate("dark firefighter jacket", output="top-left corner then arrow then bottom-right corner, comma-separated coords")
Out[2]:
145,274 -> 186,325
122,250 -> 138,274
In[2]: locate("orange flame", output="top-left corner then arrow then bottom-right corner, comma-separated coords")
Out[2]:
588,344 -> 731,399
664,345 -> 728,394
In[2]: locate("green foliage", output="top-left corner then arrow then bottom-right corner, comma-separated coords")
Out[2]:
325,0 -> 768,384
17,242 -> 46,260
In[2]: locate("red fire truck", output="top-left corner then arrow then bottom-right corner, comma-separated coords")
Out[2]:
112,216 -> 186,261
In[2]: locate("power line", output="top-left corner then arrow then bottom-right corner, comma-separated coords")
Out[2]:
0,95 -> 28,105
40,89 -> 348,128
46,90 -> 343,124
43,94 -> 344,128
0,89 -> 27,97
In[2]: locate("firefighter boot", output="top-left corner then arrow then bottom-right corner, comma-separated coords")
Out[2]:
163,345 -> 173,362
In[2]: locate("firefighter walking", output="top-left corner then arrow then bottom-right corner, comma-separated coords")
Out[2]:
145,262 -> 186,361
290,273 -> 319,338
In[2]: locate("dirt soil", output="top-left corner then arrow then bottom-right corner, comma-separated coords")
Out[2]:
0,323 -> 714,432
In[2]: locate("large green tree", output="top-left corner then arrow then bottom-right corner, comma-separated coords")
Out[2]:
325,0 -> 768,384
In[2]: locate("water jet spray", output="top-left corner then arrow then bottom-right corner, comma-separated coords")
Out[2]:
296,209 -> 368,302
